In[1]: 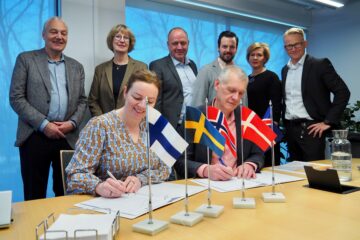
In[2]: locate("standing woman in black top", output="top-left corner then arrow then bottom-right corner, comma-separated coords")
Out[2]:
246,42 -> 282,166
88,24 -> 147,117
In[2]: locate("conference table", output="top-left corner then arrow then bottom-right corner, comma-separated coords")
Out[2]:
1,160 -> 360,240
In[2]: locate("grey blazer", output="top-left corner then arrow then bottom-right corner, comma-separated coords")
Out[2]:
191,58 -> 248,108
9,48 -> 87,148
150,55 -> 197,127
88,57 -> 147,117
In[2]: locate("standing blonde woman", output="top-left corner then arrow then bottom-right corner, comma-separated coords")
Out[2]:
246,42 -> 282,166
88,24 -> 147,117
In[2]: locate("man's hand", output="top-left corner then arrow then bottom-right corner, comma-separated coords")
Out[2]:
307,122 -> 330,138
43,122 -> 66,139
203,164 -> 234,181
53,121 -> 75,134
95,178 -> 126,198
234,164 -> 256,179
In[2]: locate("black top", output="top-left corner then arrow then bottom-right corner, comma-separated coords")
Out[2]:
112,63 -> 127,101
247,70 -> 282,122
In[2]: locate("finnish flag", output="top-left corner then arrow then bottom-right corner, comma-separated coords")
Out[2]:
148,107 -> 188,167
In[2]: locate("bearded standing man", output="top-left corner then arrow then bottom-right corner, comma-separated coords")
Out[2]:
191,30 -> 247,107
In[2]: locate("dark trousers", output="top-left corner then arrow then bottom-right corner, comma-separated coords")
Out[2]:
263,143 -> 281,167
284,120 -> 325,162
19,132 -> 71,201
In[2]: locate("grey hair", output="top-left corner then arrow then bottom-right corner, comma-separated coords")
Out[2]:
42,17 -> 67,34
218,65 -> 248,85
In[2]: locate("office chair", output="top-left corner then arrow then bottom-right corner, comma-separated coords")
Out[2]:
60,150 -> 75,195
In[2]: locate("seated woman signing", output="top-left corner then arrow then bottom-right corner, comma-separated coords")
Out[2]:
66,69 -> 170,198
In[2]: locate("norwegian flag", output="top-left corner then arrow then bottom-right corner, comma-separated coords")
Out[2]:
241,106 -> 277,152
207,106 -> 237,157
262,107 -> 283,144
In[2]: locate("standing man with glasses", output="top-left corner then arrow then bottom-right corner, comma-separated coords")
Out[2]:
9,17 -> 87,200
150,27 -> 197,129
282,27 -> 350,161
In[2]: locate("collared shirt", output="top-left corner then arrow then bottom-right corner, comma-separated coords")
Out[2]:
196,99 -> 257,177
171,56 -> 197,123
284,53 -> 312,120
217,57 -> 234,69
39,55 -> 69,131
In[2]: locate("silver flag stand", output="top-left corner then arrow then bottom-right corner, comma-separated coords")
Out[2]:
170,106 -> 203,226
233,100 -> 256,208
195,99 -> 224,217
262,101 -> 286,203
132,97 -> 169,235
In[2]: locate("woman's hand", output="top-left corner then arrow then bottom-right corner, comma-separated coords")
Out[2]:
95,178 -> 126,198
124,176 -> 141,193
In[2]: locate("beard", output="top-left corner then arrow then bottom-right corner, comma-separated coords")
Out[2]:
220,52 -> 235,64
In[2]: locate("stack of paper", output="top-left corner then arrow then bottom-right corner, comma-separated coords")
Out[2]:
274,161 -> 331,175
40,213 -> 116,240
75,182 -> 206,219
191,171 -> 304,192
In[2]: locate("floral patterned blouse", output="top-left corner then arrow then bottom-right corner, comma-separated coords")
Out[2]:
66,110 -> 170,195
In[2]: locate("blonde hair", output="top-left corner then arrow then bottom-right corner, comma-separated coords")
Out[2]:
246,42 -> 270,64
106,24 -> 136,52
283,27 -> 306,40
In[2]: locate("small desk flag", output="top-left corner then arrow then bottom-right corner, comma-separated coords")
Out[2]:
241,106 -> 277,152
262,107 -> 283,144
207,106 -> 236,158
185,106 -> 225,157
148,107 -> 188,167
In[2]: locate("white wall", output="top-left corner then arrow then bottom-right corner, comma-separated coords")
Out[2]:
61,0 -> 125,94
308,1 -> 360,104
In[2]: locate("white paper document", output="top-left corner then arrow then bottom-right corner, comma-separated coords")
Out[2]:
274,161 -> 331,175
191,171 -> 304,192
75,182 -> 206,219
40,213 -> 116,240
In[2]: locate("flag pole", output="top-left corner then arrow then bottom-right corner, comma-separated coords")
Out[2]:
194,102 -> 224,218
262,100 -> 286,203
205,98 -> 212,208
145,97 -> 154,224
240,100 -> 246,200
170,106 -> 203,226
132,97 -> 169,235
184,107 -> 190,216
270,101 -> 276,194
233,99 -> 256,208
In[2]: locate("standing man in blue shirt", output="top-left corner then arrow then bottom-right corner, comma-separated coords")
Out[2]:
9,17 -> 87,200
149,27 -> 197,129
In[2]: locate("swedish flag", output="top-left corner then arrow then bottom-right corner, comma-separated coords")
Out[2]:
185,106 -> 225,157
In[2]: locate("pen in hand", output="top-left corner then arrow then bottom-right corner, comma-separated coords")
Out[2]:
219,158 -> 227,167
107,170 -> 117,181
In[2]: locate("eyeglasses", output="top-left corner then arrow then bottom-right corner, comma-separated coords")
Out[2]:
284,42 -> 303,50
114,34 -> 130,42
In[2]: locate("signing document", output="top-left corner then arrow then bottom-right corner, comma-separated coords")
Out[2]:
75,182 -> 205,219
192,171 -> 304,192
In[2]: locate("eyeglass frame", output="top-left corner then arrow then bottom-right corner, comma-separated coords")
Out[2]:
284,41 -> 304,50
114,34 -> 130,42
